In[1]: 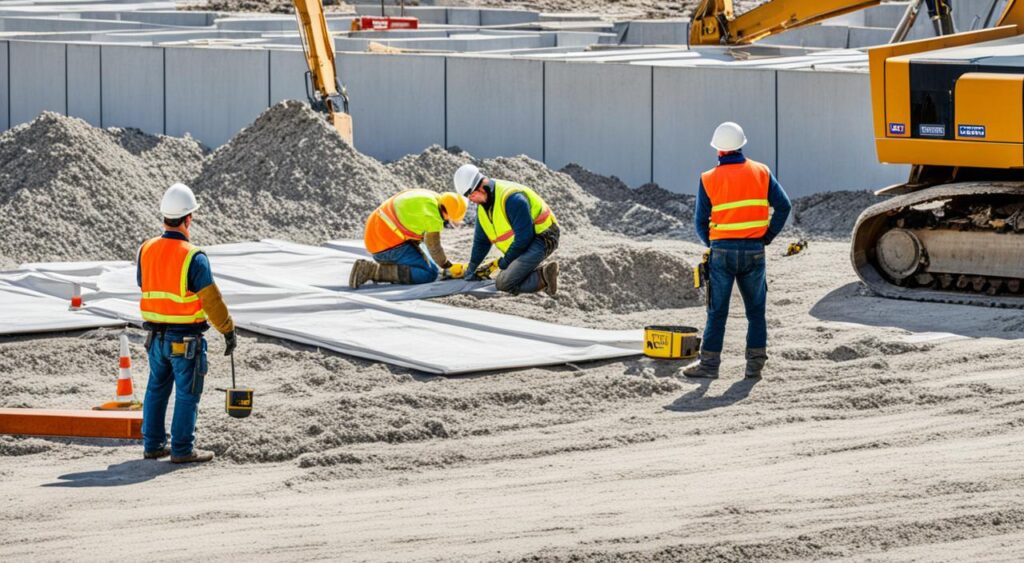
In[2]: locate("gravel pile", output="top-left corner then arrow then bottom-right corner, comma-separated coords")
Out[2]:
792,190 -> 888,240
0,113 -> 204,263
195,100 -> 400,245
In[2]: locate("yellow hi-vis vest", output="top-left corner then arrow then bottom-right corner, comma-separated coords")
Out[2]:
139,236 -> 207,324
477,180 -> 556,254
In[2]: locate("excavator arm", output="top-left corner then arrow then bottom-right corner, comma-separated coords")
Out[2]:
293,0 -> 353,143
689,0 -> 957,46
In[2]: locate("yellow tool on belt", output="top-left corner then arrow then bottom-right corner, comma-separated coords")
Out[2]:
785,239 -> 809,256
693,249 -> 711,305
644,326 -> 701,360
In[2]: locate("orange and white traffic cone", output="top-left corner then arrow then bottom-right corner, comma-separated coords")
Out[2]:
94,332 -> 142,411
69,283 -> 83,310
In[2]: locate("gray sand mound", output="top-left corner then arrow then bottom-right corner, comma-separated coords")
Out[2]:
0,113 -> 204,262
792,190 -> 888,240
556,246 -> 701,313
195,100 -> 400,244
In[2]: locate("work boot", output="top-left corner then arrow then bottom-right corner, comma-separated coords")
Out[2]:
171,449 -> 215,464
143,446 -> 170,460
349,259 -> 378,289
682,351 -> 721,379
537,261 -> 559,296
375,263 -> 413,284
745,348 -> 768,379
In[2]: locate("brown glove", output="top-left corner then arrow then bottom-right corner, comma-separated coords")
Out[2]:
196,283 -> 235,335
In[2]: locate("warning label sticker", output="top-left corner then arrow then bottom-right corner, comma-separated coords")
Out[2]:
958,124 -> 987,138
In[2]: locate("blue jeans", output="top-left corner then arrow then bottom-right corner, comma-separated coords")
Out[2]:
142,333 -> 208,457
702,239 -> 767,353
373,241 -> 438,284
495,238 -> 547,294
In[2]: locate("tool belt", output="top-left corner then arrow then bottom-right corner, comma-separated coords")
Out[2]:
144,327 -> 208,396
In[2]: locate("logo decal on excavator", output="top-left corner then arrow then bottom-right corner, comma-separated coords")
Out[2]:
920,124 -> 946,137
958,125 -> 986,138
888,123 -> 906,135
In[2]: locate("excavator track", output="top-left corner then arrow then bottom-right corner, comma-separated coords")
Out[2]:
851,182 -> 1024,308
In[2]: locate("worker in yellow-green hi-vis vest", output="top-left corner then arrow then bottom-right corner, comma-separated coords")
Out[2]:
453,164 -> 560,296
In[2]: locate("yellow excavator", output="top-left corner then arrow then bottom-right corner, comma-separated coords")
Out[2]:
292,0 -> 353,143
689,0 -> 957,46
692,0 -> 1024,307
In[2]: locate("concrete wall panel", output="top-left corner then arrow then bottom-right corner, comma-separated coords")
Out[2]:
544,61 -> 652,187
447,57 -> 542,161
269,48 -> 309,105
9,41 -> 65,125
100,45 -> 163,134
336,53 -> 445,162
777,70 -> 908,197
623,20 -> 689,45
448,8 -> 481,26
652,66 -> 776,195
165,47 -> 270,147
67,44 -> 100,126
480,9 -> 540,25
0,41 -> 8,131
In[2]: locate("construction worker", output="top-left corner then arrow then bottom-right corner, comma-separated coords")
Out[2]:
350,190 -> 468,288
138,183 -> 236,464
684,122 -> 791,380
453,164 -> 560,295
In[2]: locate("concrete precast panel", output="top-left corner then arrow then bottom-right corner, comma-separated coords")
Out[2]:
67,43 -> 100,126
544,61 -> 652,188
479,8 -> 540,26
652,66 -> 777,195
0,41 -> 8,131
776,70 -> 908,197
335,53 -> 445,162
9,41 -> 65,126
447,8 -> 481,26
848,26 -> 896,49
760,25 -> 851,49
622,20 -> 690,45
164,47 -> 270,147
269,48 -> 309,106
446,57 -> 542,160
100,44 -> 163,134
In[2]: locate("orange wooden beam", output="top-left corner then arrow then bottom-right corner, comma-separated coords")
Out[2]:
0,408 -> 142,440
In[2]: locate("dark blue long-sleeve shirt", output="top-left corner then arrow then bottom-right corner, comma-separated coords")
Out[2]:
466,181 -> 535,272
695,152 -> 792,247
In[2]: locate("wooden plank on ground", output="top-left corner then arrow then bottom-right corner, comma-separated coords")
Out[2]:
0,408 -> 142,439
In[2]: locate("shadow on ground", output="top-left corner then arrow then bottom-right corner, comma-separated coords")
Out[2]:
810,283 -> 1024,340
664,377 -> 759,412
42,459 -> 185,488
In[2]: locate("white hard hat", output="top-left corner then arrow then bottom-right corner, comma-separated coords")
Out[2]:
710,121 -> 747,152
160,183 -> 199,219
453,164 -> 485,197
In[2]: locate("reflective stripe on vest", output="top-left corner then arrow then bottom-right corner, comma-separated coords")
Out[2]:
701,159 -> 771,241
139,237 -> 207,324
378,196 -> 423,242
477,181 -> 556,254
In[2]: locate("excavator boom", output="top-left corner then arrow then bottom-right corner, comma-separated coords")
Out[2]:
293,0 -> 353,143
690,0 -> 881,45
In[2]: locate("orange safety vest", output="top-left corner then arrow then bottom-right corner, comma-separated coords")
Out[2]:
138,236 -> 207,324
701,158 -> 771,241
364,192 -> 426,254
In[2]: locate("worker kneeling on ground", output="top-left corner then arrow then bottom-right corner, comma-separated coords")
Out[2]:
454,164 -> 560,295
685,122 -> 791,380
350,190 -> 468,288
138,183 -> 237,464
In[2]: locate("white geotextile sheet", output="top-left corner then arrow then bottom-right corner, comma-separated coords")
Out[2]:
0,240 -> 641,374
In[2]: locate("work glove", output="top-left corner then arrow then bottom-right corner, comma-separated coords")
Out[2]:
442,262 -> 467,280
474,259 -> 500,280
223,330 -> 237,356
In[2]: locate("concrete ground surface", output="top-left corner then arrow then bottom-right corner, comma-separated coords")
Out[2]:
2,240 -> 1023,561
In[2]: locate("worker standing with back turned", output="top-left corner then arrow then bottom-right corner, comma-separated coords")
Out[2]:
454,164 -> 560,295
138,183 -> 237,463
684,122 -> 791,380
350,190 -> 468,288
